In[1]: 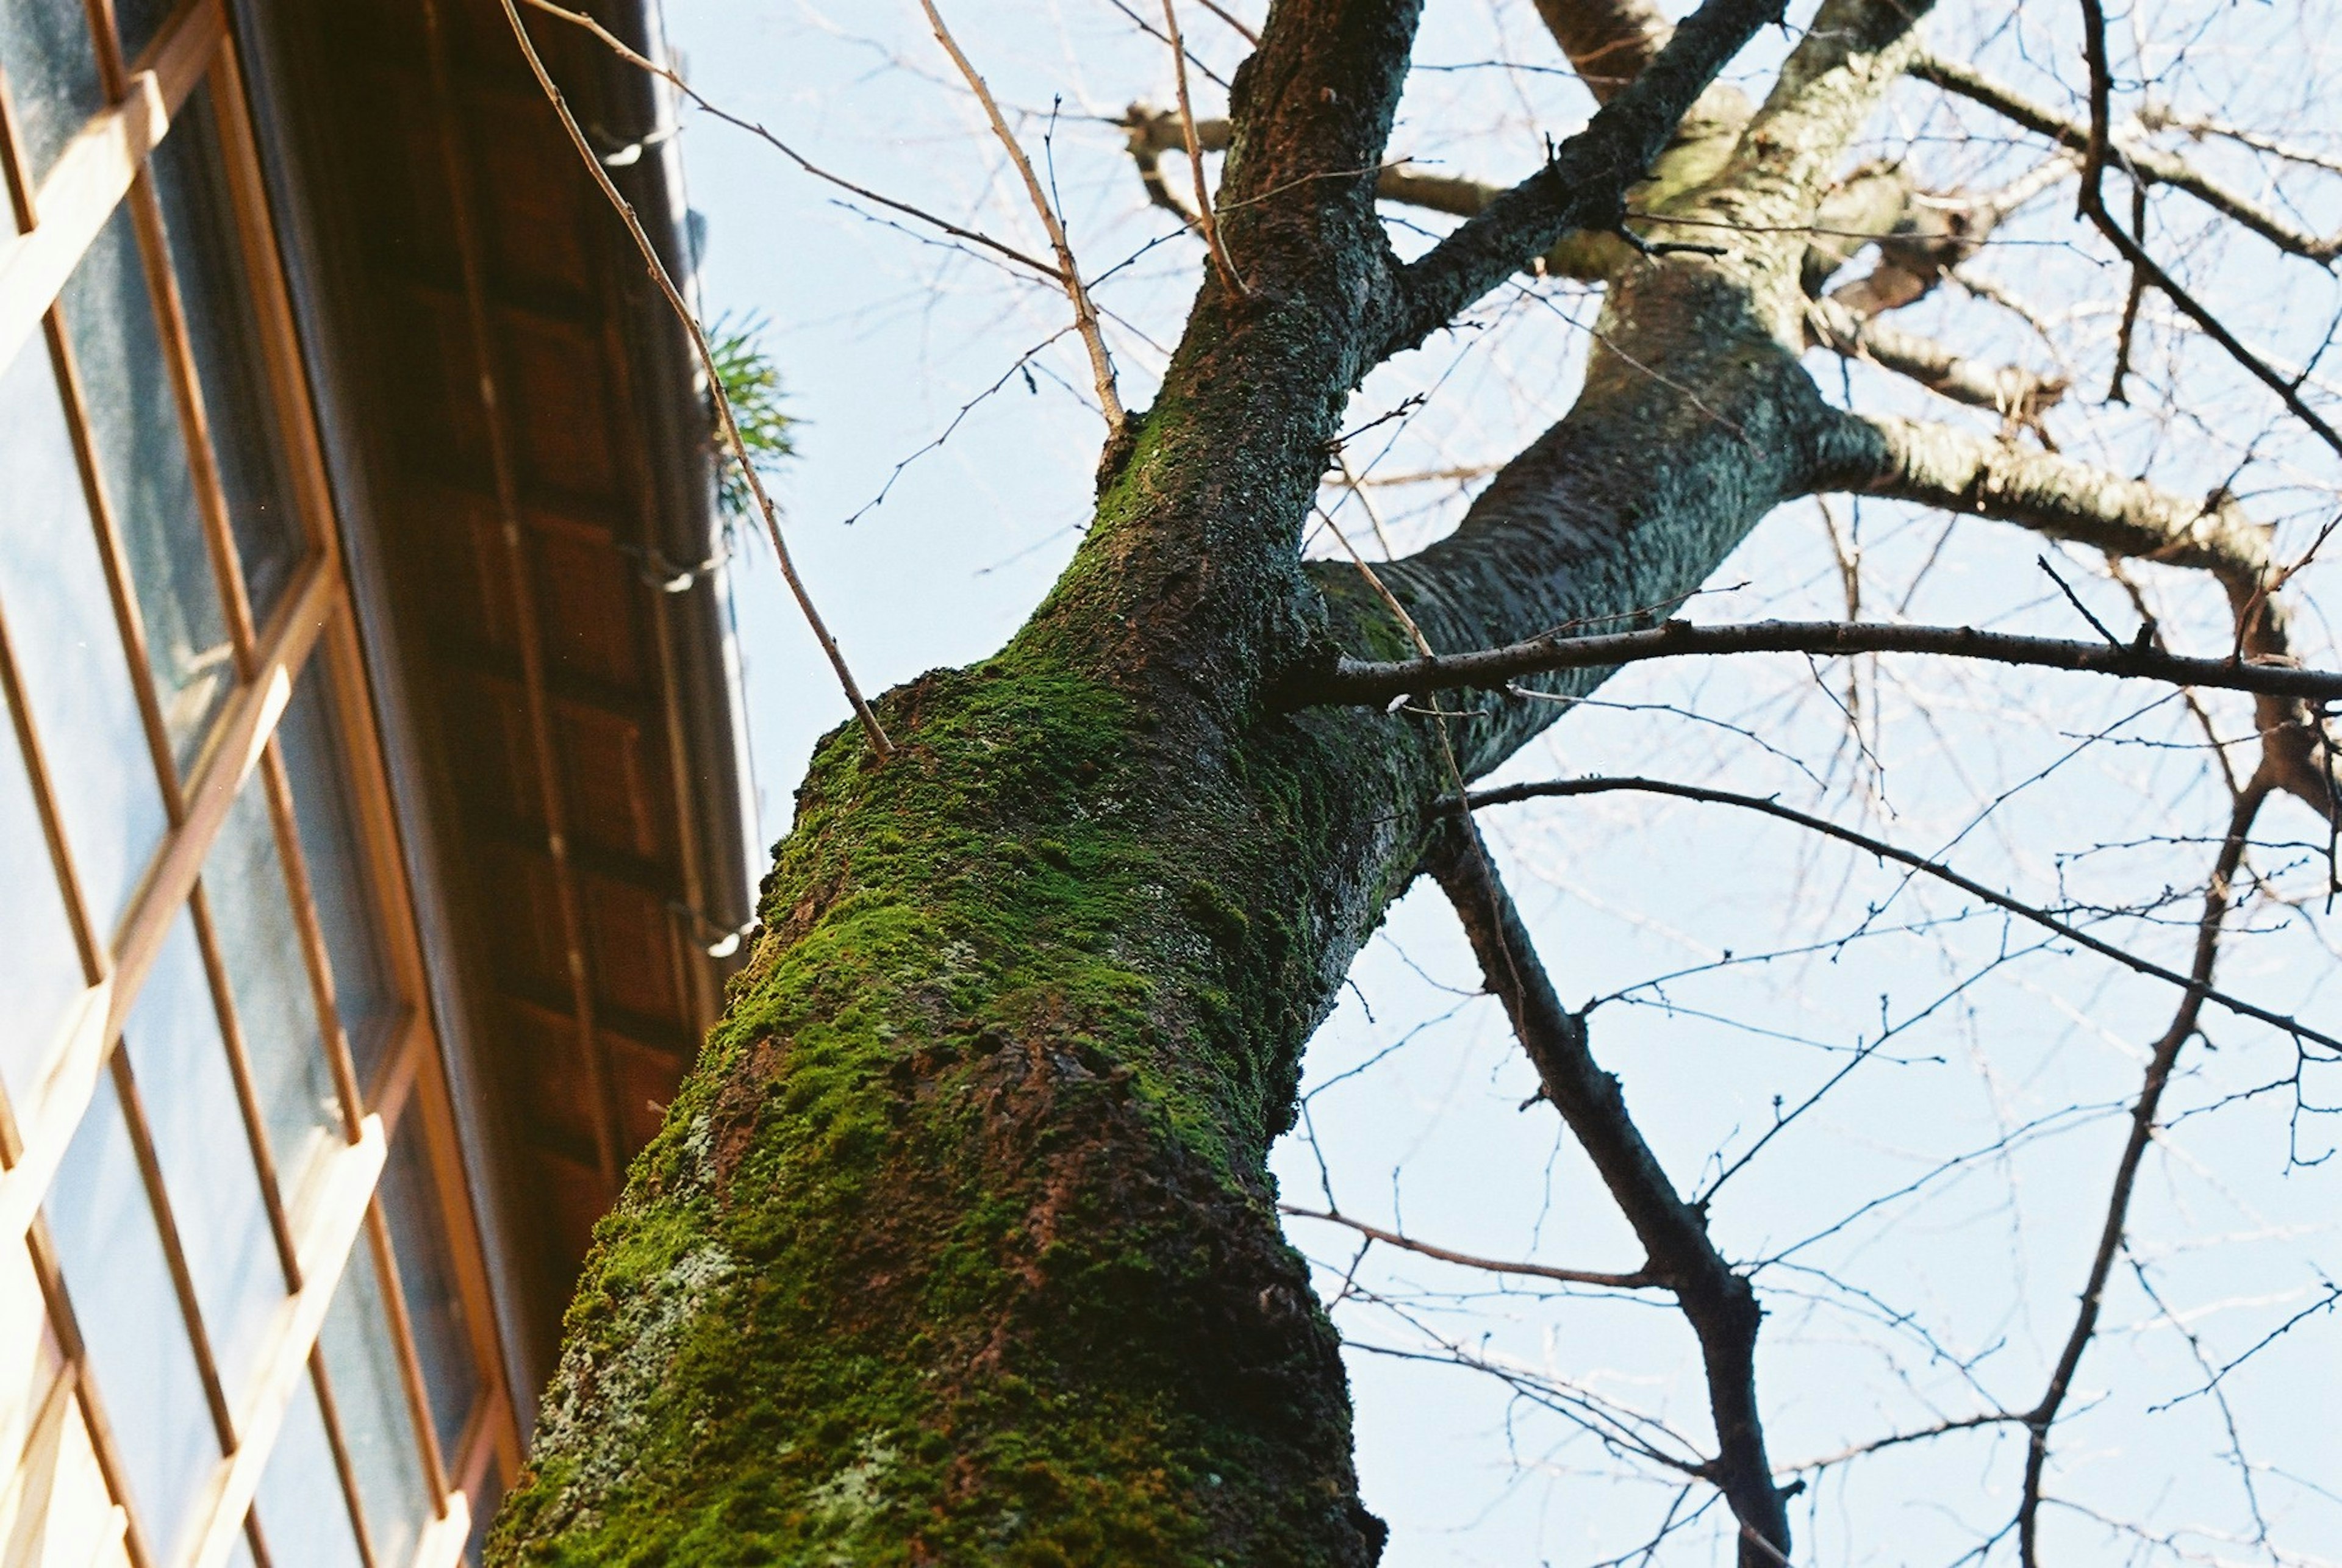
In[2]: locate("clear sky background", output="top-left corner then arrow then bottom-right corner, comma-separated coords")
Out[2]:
650,2 -> 2341,1561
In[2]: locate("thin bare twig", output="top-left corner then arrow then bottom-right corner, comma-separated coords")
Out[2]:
1191,0 -> 1259,45
1160,0 -> 1244,292
1458,775 -> 2337,1053
1914,53 -> 2342,263
521,0 -> 1064,285
1280,1205 -> 1661,1289
2067,3 -> 2342,460
2015,780 -> 2269,1565
498,0 -> 893,757
918,0 -> 1126,429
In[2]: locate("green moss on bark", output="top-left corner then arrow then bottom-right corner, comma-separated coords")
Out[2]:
494,639 -> 1417,1566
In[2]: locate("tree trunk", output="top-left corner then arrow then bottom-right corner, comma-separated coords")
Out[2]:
493,1 -> 1935,1561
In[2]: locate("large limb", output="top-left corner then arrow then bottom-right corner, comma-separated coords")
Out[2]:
1347,0 -> 1935,779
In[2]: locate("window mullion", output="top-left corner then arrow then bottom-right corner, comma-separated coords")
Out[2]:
0,607 -> 106,984
303,1353 -> 381,1568
0,0 -> 220,376
256,738 -> 368,1140
0,560 -> 331,1260
41,301 -> 191,832
360,1206 -> 450,1504
196,48 -> 339,581
173,1113 -> 382,1568
123,145 -> 259,671
103,1050 -> 239,1448
0,45 -> 37,229
185,882 -> 301,1284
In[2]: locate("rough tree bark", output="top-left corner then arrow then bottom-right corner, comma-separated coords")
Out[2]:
491,1 -> 2335,1563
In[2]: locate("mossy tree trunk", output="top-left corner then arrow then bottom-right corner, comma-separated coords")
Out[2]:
494,1 -> 1940,1561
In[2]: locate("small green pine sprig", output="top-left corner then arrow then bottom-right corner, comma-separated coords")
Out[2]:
708,310 -> 795,523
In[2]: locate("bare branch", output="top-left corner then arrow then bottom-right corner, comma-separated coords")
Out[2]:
2071,0 -> 2342,460
1191,0 -> 1258,46
918,0 -> 1126,429
2137,102 -> 2342,178
1914,54 -> 2342,263
1819,413 -> 2342,822
521,0 -> 1065,284
1425,820 -> 1791,1564
1530,0 -> 1676,103
1309,617 -> 2342,708
1456,776 -> 2339,1053
1807,296 -> 2066,420
1819,415 -> 2277,578
498,0 -> 893,757
1382,0 -> 1789,362
1821,156 -> 2077,318
2016,782 -> 2271,1566
1280,1206 -> 1661,1290
1159,1 -> 1244,292
1121,113 -> 1622,278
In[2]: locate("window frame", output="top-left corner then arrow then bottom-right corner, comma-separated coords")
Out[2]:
0,2 -> 521,1564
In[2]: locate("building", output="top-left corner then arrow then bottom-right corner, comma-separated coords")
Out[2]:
0,0 -> 754,1563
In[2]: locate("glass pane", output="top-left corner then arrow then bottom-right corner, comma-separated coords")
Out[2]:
316,1245 -> 431,1568
151,81 -> 304,626
204,765 -> 342,1205
253,1366 -> 367,1568
379,1114 -> 480,1462
61,202 -> 237,775
120,909 -> 288,1406
62,207 -> 240,772
45,1071 -> 220,1556
0,693 -> 88,1101
0,0 -> 103,188
277,667 -> 397,1083
0,332 -> 168,937
112,0 -> 171,63
463,1453 -> 506,1566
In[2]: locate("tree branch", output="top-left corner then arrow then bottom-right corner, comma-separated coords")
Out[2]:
1455,776 -> 2338,1053
2016,781 -> 2269,1566
1806,296 -> 2066,420
1817,413 -> 2276,578
2071,0 -> 2342,461
1425,820 -> 1791,1566
919,0 -> 1126,429
1816,413 -> 2342,822
1530,0 -> 1675,104
1279,1206 -> 1660,1290
1309,617 -> 2342,707
1913,54 -> 2342,264
522,0 -> 1068,285
1159,1 -> 1244,292
1380,0 -> 1787,362
499,0 -> 893,757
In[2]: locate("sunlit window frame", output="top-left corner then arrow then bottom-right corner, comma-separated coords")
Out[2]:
0,2 -> 521,1564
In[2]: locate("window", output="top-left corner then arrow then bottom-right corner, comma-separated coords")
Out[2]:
0,4 -> 518,1564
